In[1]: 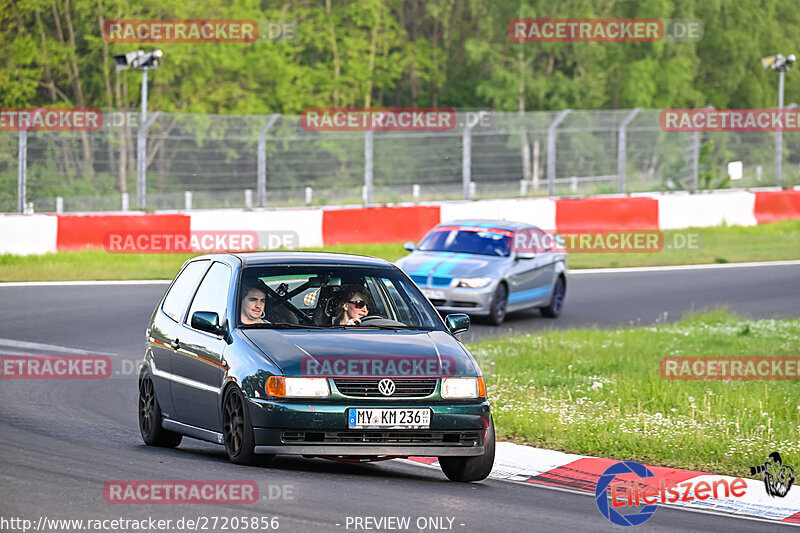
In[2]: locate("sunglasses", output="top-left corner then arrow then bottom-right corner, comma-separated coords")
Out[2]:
347,300 -> 368,309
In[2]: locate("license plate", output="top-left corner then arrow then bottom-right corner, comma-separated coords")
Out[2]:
422,288 -> 446,300
348,408 -> 431,429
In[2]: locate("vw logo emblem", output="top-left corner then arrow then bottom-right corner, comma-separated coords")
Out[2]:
378,379 -> 396,396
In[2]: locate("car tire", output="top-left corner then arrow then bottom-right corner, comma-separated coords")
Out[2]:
540,276 -> 565,318
222,385 -> 259,465
439,416 -> 495,482
487,283 -> 508,325
138,372 -> 182,448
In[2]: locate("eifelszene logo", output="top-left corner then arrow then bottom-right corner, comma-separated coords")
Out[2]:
750,452 -> 795,498
595,461 -> 658,527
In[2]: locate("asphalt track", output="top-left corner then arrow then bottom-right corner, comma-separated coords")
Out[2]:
1,262 -> 799,532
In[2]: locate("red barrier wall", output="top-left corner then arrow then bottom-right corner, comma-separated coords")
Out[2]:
322,206 -> 441,245
555,197 -> 659,232
753,190 -> 800,224
57,214 -> 191,250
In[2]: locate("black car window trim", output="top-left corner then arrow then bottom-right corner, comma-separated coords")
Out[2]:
185,261 -> 233,338
160,259 -> 211,325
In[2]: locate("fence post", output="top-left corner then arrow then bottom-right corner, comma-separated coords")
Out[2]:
364,130 -> 373,205
257,114 -> 280,208
137,110 -> 161,210
547,109 -> 571,197
413,184 -> 420,203
184,191 -> 192,211
617,108 -> 641,194
18,130 -> 27,213
122,193 -> 130,211
689,131 -> 700,192
462,111 -> 487,200
245,189 -> 253,209
56,197 -> 63,214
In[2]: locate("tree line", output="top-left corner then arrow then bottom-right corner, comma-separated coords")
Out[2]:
2,0 -> 800,115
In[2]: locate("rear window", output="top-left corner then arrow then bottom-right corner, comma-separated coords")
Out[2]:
418,225 -> 512,257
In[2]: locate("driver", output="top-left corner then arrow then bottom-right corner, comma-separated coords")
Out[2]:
240,281 -> 270,325
333,285 -> 371,325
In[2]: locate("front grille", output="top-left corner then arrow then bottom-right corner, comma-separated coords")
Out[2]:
451,301 -> 478,308
429,299 -> 446,306
334,378 -> 437,397
282,430 -> 481,446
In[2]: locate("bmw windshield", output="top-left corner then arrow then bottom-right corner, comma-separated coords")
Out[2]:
418,226 -> 513,257
237,265 -> 444,330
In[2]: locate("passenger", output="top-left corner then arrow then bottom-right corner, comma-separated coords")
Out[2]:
333,285 -> 371,325
240,282 -> 270,325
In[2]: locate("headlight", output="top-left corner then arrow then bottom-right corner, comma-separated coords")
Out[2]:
456,277 -> 492,289
266,376 -> 330,398
442,377 -> 486,399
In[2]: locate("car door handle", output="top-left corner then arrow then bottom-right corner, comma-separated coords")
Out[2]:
170,339 -> 181,350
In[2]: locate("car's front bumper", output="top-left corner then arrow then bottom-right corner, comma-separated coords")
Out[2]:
247,398 -> 491,457
419,283 -> 496,316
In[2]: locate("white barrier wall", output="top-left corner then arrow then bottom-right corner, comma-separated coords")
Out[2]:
0,215 -> 58,255
189,208 -> 324,248
645,191 -> 758,229
440,198 -> 557,229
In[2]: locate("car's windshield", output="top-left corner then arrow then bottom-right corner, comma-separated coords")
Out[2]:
417,226 -> 512,257
237,265 -> 444,330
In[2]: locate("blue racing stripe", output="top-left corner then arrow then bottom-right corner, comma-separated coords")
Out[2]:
410,252 -> 454,277
434,253 -> 472,276
508,283 -> 552,304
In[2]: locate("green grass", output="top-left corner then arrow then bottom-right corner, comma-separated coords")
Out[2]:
468,310 -> 800,476
0,220 -> 798,281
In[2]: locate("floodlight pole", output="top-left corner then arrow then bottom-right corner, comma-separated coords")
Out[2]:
137,68 -> 150,209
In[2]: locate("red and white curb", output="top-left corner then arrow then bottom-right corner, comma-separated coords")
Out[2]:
406,442 -> 800,524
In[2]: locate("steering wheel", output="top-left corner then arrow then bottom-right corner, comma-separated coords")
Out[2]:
358,314 -> 387,323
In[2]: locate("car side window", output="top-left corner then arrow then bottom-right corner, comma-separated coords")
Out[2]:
162,260 -> 210,322
186,262 -> 232,330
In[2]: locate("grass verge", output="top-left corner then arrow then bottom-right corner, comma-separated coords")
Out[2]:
468,310 -> 800,476
0,221 -> 798,281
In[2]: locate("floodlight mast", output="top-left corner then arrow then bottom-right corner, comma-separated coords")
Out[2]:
112,50 -> 163,209
762,53 -> 796,187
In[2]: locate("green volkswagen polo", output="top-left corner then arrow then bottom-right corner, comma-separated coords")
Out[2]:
139,252 -> 494,482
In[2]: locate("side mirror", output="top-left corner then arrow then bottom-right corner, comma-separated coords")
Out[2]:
404,241 -> 416,251
191,311 -> 224,336
445,313 -> 470,335
516,252 -> 535,260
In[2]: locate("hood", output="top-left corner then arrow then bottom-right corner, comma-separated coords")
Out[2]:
242,329 -> 479,377
397,251 -> 506,287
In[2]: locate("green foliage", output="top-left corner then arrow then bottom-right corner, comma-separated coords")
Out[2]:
2,0 -> 800,112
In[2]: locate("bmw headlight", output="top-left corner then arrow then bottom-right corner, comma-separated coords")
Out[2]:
456,277 -> 492,289
266,376 -> 330,398
442,377 -> 486,399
